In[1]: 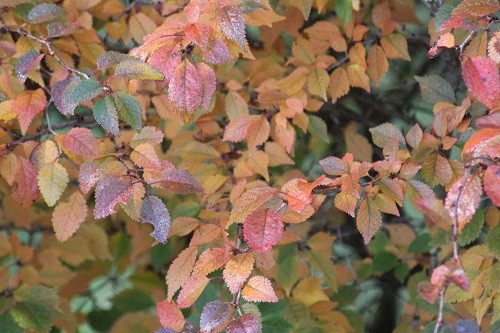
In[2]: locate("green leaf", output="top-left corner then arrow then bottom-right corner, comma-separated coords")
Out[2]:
459,209 -> 484,246
0,313 -> 23,333
58,76 -> 103,115
372,251 -> 398,274
408,233 -> 432,253
394,263 -> 410,283
335,0 -> 352,22
435,0 -> 461,30
112,92 -> 142,129
115,59 -> 164,80
258,301 -> 292,333
11,286 -> 59,331
415,75 -> 456,104
308,115 -> 330,143
93,96 -> 120,135
486,224 -> 500,258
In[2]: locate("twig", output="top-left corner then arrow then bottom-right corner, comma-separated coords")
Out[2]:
0,20 -> 90,79
433,288 -> 446,333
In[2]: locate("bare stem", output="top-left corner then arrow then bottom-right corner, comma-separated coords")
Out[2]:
433,289 -> 446,333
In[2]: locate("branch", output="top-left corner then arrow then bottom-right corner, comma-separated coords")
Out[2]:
433,288 -> 446,333
0,20 -> 90,79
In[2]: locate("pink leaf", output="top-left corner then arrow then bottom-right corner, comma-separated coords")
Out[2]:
444,174 -> 482,231
58,127 -> 98,159
157,299 -> 185,331
243,209 -> 284,252
462,56 -> 500,109
227,314 -> 262,333
78,161 -> 102,195
197,63 -> 217,110
216,3 -> 247,47
203,38 -> 231,64
150,167 -> 203,194
93,176 -> 134,219
483,165 -> 500,206
168,60 -> 203,112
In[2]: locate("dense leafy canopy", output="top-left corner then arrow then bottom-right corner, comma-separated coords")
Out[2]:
0,0 -> 499,332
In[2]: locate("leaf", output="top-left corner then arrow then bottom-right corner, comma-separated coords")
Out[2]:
11,286 -> 59,331
319,155 -> 348,175
223,253 -> 255,294
217,3 -> 247,48
131,126 -> 164,148
381,34 -> 411,61
328,67 -> 350,102
445,174 -> 483,231
157,299 -> 185,331
177,274 -> 210,308
57,127 -> 98,159
415,75 -> 456,104
200,301 -> 233,332
169,61 -> 203,113
166,246 -> 198,300
37,162 -> 69,207
140,195 -> 171,243
459,209 -> 484,246
367,45 -> 389,85
93,96 -> 120,135
115,59 -> 164,80
78,161 -> 102,195
243,209 -> 284,252
484,165 -> 500,206
307,67 -> 329,100
27,3 -> 65,23
452,0 -> 500,17
227,313 -> 263,333
97,51 -> 131,69
192,247 -> 228,276
55,76 -> 103,116
150,167 -> 203,194
46,22 -> 79,38
12,88 -> 47,134
131,143 -> 161,169
112,92 -> 142,129
229,186 -> 278,225
94,176 -> 134,219
242,276 -> 279,302
335,192 -> 357,217
308,115 -> 330,143
15,50 -> 44,84
405,124 -> 423,149
461,56 -> 500,109
12,157 -> 39,206
356,198 -> 382,244
52,191 -> 87,242
197,63 -> 217,110
421,153 -> 453,187
369,123 -> 405,148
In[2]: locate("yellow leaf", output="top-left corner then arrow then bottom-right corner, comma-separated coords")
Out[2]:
307,67 -> 330,101
348,43 -> 366,66
37,162 -> 69,207
242,275 -> 278,302
0,100 -> 16,122
52,191 -> 87,242
166,246 -> 198,301
284,0 -> 313,19
347,64 -> 370,92
292,278 -> 329,306
129,12 -> 157,44
367,45 -> 389,85
223,253 -> 255,294
381,34 -> 411,61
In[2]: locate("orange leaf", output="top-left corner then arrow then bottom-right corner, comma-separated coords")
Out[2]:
228,186 -> 278,225
223,253 -> 255,294
52,191 -> 87,242
192,247 -> 229,276
242,276 -> 278,302
445,174 -> 482,231
483,165 -> 500,206
177,274 -> 210,308
157,299 -> 185,331
12,89 -> 47,134
356,198 -> 382,244
166,246 -> 198,300
367,45 -> 389,85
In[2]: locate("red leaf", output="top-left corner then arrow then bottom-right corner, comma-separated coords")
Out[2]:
93,176 -> 134,219
444,174 -> 482,231
148,44 -> 182,84
484,165 -> 500,206
168,60 -> 203,113
157,299 -> 185,331
12,157 -> 39,206
243,209 -> 284,252
461,56 -> 500,109
12,89 -> 47,134
200,301 -> 233,332
227,314 -> 262,333
58,127 -> 98,159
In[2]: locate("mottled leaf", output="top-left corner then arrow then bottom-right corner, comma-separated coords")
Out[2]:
28,3 -> 65,24
445,174 -> 482,231
12,88 -> 47,134
461,56 -> 500,109
200,301 -> 233,332
57,127 -> 98,159
15,50 -> 44,84
229,186 -> 278,224
166,246 -> 198,300
157,299 -> 185,331
37,162 -> 69,207
243,209 -> 284,252
169,61 -> 203,113
226,313 -> 262,333
93,96 -> 120,135
115,59 -> 164,80
113,92 -> 142,129
356,198 -> 382,244
94,176 -> 134,219
242,276 -> 278,302
140,195 -> 171,243
223,253 -> 255,294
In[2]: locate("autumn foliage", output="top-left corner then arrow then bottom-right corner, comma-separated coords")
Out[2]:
0,0 -> 499,332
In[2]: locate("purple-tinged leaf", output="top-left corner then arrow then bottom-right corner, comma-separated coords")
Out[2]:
200,300 -> 233,332
227,314 -> 262,333
15,50 -> 44,83
140,195 -> 171,243
94,176 -> 134,219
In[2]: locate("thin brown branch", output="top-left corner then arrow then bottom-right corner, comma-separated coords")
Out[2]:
433,288 -> 446,333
